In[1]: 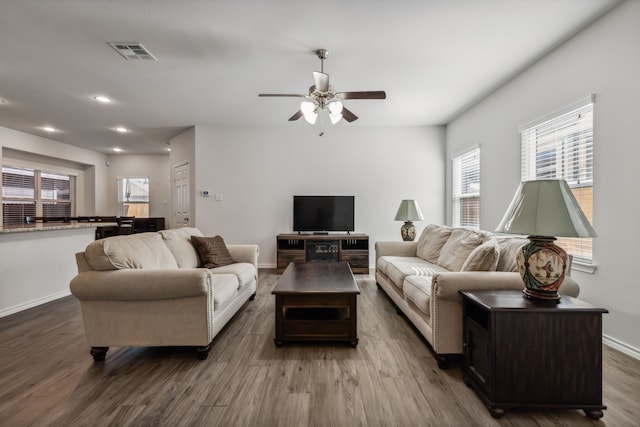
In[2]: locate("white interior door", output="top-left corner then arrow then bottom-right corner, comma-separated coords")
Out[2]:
172,162 -> 190,228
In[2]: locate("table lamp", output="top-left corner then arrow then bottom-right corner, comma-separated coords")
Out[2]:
394,199 -> 424,241
495,179 -> 596,301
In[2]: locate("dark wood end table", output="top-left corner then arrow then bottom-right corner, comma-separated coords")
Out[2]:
460,289 -> 608,420
272,262 -> 360,347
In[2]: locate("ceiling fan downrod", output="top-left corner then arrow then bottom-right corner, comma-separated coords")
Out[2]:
316,49 -> 328,73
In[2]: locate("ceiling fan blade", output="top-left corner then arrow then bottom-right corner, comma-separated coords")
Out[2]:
341,107 -> 358,123
313,72 -> 330,92
337,91 -> 386,100
258,93 -> 306,97
288,110 -> 303,121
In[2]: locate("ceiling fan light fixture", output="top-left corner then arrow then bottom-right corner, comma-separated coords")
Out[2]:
328,101 -> 343,114
301,101 -> 318,124
328,101 -> 343,124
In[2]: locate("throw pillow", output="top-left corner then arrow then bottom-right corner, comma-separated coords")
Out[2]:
495,236 -> 529,272
461,238 -> 500,271
416,224 -> 453,263
437,229 -> 485,272
191,235 -> 235,268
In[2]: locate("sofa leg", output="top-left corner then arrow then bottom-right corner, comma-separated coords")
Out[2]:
435,354 -> 450,369
196,344 -> 211,360
249,292 -> 256,301
90,346 -> 109,362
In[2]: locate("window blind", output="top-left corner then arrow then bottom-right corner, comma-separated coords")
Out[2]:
41,172 -> 73,217
2,166 -> 36,225
452,146 -> 480,229
520,102 -> 594,261
2,166 -> 75,225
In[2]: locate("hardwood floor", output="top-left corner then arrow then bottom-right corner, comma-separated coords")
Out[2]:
1,269 -> 638,426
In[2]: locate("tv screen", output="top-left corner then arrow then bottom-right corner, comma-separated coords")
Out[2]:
293,196 -> 355,233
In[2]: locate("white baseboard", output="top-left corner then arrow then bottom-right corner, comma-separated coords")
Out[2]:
0,290 -> 71,318
259,263 -> 277,269
604,334 -> 640,361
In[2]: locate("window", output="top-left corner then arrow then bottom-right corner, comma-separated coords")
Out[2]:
2,166 -> 75,225
452,146 -> 480,229
520,98 -> 594,262
118,177 -> 149,217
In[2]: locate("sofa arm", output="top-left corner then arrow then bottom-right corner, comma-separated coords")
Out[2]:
227,244 -> 259,270
432,271 -> 580,300
432,271 -> 525,300
375,241 -> 418,261
70,268 -> 212,302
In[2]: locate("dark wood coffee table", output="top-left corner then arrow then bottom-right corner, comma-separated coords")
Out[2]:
272,262 -> 360,347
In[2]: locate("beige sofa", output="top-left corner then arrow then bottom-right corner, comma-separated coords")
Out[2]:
375,224 -> 579,368
70,227 -> 259,361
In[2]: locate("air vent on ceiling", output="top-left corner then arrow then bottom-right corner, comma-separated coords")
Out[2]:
108,42 -> 157,60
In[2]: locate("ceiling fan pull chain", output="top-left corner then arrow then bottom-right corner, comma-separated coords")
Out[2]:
319,113 -> 325,137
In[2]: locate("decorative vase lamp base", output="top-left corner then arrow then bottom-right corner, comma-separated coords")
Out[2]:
401,221 -> 416,241
517,236 -> 567,302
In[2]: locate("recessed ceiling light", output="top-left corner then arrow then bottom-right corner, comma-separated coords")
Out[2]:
113,147 -> 123,152
94,95 -> 112,103
43,126 -> 56,132
115,127 -> 128,133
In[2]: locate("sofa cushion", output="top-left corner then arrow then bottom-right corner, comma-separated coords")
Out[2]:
377,256 -> 423,276
461,238 -> 500,272
159,227 -> 204,268
383,258 -> 447,290
495,236 -> 529,272
437,229 -> 485,272
191,235 -> 235,268
403,275 -> 432,315
84,233 -> 179,271
211,274 -> 240,310
209,263 -> 256,289
416,225 -> 453,263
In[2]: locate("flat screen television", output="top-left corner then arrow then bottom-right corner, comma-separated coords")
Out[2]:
293,195 -> 355,233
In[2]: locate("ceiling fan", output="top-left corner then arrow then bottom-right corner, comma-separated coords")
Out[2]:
259,49 -> 386,125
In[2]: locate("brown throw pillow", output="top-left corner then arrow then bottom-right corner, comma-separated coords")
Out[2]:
191,235 -> 235,268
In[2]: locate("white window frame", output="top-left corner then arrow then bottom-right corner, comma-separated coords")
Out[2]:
452,145 -> 480,230
519,94 -> 595,272
117,177 -> 150,217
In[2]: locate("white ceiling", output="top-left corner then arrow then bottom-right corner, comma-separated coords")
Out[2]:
0,0 -> 620,154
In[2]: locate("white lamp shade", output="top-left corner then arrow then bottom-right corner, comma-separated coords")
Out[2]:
328,101 -> 343,124
394,199 -> 424,221
495,179 -> 597,238
329,112 -> 343,124
328,101 -> 343,114
300,101 -> 318,124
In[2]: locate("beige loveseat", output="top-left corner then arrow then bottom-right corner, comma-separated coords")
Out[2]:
70,227 -> 259,361
375,224 -> 579,368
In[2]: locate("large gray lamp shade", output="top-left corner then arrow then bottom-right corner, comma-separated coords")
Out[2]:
495,179 -> 596,238
395,199 -> 424,241
495,179 -> 596,301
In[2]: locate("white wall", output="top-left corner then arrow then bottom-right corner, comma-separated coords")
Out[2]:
446,1 -> 640,356
105,154 -> 171,219
0,228 -> 95,317
0,126 -> 109,214
193,124 -> 445,267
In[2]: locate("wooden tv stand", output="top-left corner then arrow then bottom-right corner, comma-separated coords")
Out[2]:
276,233 -> 369,274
